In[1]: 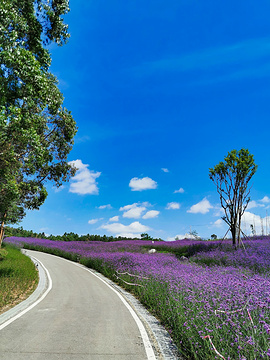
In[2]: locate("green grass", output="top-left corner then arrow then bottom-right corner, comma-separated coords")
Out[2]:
0,243 -> 39,313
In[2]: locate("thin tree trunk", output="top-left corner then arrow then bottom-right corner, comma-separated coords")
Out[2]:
0,213 -> 7,248
237,217 -> 242,248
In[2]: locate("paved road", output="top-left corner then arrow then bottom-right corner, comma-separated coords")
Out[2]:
0,250 -> 155,360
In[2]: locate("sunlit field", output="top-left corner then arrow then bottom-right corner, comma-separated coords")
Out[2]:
4,236 -> 270,359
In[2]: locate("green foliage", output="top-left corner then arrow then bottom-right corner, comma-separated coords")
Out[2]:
143,242 -> 218,258
209,149 -> 257,246
5,226 -> 164,242
0,248 -> 8,261
140,233 -> 153,240
0,0 -> 77,238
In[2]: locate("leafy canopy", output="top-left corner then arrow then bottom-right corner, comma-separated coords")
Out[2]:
209,149 -> 257,245
0,0 -> 77,229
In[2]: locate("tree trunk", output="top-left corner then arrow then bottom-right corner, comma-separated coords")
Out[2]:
0,213 -> 7,248
237,217 -> 242,248
231,224 -> 236,247
0,221 -> 5,249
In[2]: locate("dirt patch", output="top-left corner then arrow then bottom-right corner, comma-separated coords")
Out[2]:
0,280 -> 37,315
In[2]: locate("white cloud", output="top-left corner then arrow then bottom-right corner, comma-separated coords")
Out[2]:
142,210 -> 160,219
242,211 -> 270,235
120,202 -> 150,211
167,233 -> 195,241
213,219 -> 224,228
246,200 -> 265,210
174,187 -> 184,194
123,207 -> 146,219
119,202 -> 153,219
98,204 -> 112,210
121,204 -> 146,219
129,177 -> 157,191
213,206 -> 224,217
260,196 -> 270,203
75,135 -> 91,144
54,185 -> 65,193
166,202 -> 180,210
187,198 -> 213,214
88,218 -> 103,225
69,159 -> 101,195
109,216 -> 119,222
100,221 -> 150,238
161,168 -> 169,173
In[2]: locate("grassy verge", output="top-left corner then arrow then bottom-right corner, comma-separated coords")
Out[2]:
0,243 -> 39,314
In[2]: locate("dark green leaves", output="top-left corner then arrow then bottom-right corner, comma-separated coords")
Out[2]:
0,0 -> 77,229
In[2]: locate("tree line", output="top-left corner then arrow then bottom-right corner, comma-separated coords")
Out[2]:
4,226 -> 164,242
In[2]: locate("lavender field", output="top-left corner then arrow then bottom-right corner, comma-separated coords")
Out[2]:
4,236 -> 270,359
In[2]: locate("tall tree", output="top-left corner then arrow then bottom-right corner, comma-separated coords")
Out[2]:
0,0 -> 77,246
209,149 -> 257,247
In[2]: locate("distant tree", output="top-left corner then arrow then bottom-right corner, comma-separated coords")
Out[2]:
141,233 -> 153,240
209,149 -> 257,247
0,1 -> 77,247
188,230 -> 200,240
250,224 -> 256,236
210,234 -> 217,240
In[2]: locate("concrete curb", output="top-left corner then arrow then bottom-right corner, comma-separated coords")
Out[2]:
0,250 -> 49,327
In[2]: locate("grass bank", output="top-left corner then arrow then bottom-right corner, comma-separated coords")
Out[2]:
0,243 -> 39,314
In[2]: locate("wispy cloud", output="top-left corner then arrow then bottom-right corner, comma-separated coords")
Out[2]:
174,187 -> 184,194
246,200 -> 265,210
53,185 -> 65,193
88,218 -> 103,225
213,219 -> 224,228
109,216 -> 119,222
68,160 -> 101,195
161,168 -> 169,173
74,135 -> 91,144
98,204 -> 112,210
166,202 -> 180,210
132,37 -> 270,84
260,196 -> 270,204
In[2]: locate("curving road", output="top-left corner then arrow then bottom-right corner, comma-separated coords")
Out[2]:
0,250 -> 156,360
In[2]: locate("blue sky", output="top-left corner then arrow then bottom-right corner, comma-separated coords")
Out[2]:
20,0 -> 270,240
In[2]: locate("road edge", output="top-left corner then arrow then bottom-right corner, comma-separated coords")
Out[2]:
0,250 -> 52,329
81,265 -> 180,360
0,250 -> 180,359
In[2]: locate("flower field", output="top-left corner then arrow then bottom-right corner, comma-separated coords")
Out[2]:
4,236 -> 270,359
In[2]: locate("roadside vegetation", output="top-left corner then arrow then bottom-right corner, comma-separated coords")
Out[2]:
4,226 -> 163,242
0,243 -> 38,313
5,235 -> 270,359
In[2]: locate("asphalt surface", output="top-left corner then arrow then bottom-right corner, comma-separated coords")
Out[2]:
0,250 -> 156,360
